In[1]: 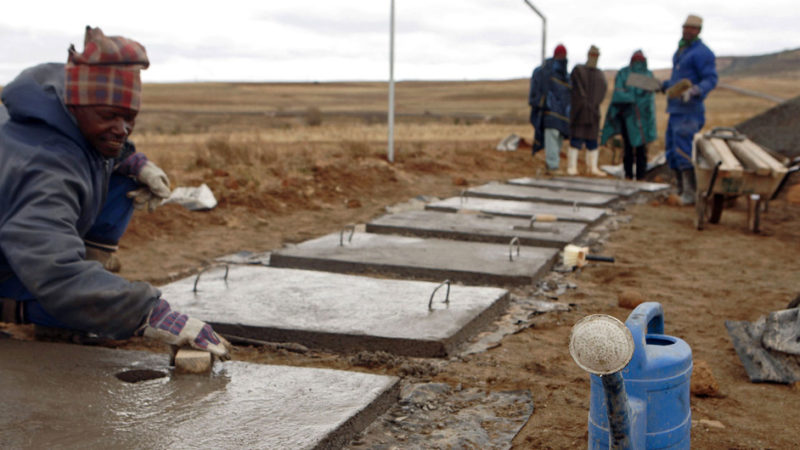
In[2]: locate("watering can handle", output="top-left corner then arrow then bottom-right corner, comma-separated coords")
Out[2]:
625,302 -> 665,338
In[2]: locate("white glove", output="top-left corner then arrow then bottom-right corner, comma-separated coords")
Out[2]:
139,299 -> 231,359
128,161 -> 171,212
681,85 -> 701,103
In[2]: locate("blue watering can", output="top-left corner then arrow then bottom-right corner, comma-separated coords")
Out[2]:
569,302 -> 693,449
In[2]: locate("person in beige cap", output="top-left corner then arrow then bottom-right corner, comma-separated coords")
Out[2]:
568,45 -> 608,176
661,14 -> 717,205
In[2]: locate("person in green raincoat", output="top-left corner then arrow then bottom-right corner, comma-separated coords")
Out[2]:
600,50 -> 657,180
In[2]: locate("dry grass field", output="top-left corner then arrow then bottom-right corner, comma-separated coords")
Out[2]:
3,71 -> 799,447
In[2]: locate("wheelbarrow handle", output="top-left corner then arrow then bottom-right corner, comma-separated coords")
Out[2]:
586,255 -> 615,263
705,160 -> 723,199
705,127 -> 745,141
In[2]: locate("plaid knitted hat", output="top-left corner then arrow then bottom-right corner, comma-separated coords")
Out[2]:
553,44 -> 567,59
65,26 -> 149,111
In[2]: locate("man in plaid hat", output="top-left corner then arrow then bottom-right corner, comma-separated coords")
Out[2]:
0,27 -> 230,359
661,14 -> 717,205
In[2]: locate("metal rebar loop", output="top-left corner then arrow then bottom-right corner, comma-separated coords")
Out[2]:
509,236 -> 521,261
572,201 -> 580,212
528,215 -> 537,229
460,189 -> 468,205
339,224 -> 355,246
428,279 -> 451,311
193,264 -> 230,292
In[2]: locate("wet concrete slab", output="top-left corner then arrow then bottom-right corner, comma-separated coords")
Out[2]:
507,177 -> 638,196
426,197 -> 607,223
159,265 -> 510,357
464,183 -> 618,207
552,176 -> 670,193
270,232 -> 559,287
365,209 -> 587,248
0,339 -> 399,449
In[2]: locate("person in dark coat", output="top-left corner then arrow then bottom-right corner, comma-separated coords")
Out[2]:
529,44 -> 571,173
661,14 -> 718,204
600,50 -> 658,180
0,26 -> 229,358
568,45 -> 607,176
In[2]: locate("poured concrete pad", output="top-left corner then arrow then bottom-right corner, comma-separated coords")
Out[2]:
426,197 -> 606,223
553,176 -> 670,193
160,265 -> 509,357
366,209 -> 587,248
508,177 -> 638,196
0,339 -> 399,449
270,232 -> 558,287
464,183 -> 618,207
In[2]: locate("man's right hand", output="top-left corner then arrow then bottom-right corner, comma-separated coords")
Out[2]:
138,298 -> 231,359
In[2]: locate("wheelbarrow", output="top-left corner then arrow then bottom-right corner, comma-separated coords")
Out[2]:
693,127 -> 795,232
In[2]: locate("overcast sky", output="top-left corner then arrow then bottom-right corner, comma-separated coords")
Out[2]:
1,0 -> 798,84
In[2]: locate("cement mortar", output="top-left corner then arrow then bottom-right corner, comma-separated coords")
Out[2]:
159,266 -> 510,357
464,183 -> 619,207
0,339 -> 399,449
366,209 -> 587,248
270,232 -> 559,286
427,197 -> 607,223
507,177 -> 638,196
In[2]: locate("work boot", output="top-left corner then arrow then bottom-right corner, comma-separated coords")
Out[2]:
566,147 -> 579,175
85,245 -> 122,273
673,169 -> 683,195
587,150 -> 606,177
679,169 -> 696,205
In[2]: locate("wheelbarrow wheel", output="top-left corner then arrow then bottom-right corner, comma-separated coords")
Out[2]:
708,194 -> 724,224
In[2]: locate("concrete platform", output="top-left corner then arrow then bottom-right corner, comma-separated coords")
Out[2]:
159,265 -> 510,357
464,183 -> 618,207
270,232 -> 559,287
0,339 -> 399,449
426,197 -> 607,223
507,177 -> 638,196
553,176 -> 670,193
366,209 -> 587,248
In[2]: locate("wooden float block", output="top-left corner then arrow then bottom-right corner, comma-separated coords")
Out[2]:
708,138 -> 743,175
737,139 -> 788,177
727,140 -> 772,176
174,348 -> 213,374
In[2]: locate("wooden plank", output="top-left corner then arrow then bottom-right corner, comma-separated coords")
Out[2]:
738,139 -> 789,177
708,138 -> 743,174
696,138 -> 722,167
727,140 -> 771,176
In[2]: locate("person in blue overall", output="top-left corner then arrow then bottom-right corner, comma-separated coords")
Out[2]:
529,44 -> 571,174
0,26 -> 229,359
662,14 -> 718,205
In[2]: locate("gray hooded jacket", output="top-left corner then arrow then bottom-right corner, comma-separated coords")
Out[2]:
0,63 -> 158,338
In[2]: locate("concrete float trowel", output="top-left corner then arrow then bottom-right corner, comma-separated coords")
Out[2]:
171,346 -> 215,374
511,213 -> 560,233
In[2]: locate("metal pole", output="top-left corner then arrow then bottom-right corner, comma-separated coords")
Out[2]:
387,0 -> 396,163
522,0 -> 547,64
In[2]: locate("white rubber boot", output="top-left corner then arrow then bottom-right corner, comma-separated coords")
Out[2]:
587,150 -> 606,176
567,147 -> 579,175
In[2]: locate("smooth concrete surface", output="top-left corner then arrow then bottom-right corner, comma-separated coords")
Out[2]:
464,183 -> 618,207
160,265 -> 510,357
507,177 -> 638,196
553,176 -> 670,193
426,197 -> 607,223
270,232 -> 559,287
366,209 -> 587,248
0,339 -> 399,450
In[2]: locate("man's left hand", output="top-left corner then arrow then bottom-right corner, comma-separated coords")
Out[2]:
129,161 -> 171,212
682,85 -> 701,102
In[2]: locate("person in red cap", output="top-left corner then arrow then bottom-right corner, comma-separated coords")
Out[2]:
0,27 -> 230,359
600,50 -> 658,180
568,45 -> 607,176
528,44 -> 571,174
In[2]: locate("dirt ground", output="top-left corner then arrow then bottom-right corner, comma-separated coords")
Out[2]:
4,77 -> 800,448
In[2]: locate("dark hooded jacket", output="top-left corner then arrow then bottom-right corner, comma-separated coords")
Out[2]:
528,57 -> 571,152
569,64 -> 607,141
0,63 -> 158,338
600,61 -> 657,148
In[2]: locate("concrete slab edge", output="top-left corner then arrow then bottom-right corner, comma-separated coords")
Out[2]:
464,190 -> 617,208
313,377 -> 401,449
424,204 -> 603,224
443,291 -> 512,356
269,253 -> 554,287
364,222 -> 571,248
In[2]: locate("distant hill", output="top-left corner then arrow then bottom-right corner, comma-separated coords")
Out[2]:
717,48 -> 800,77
